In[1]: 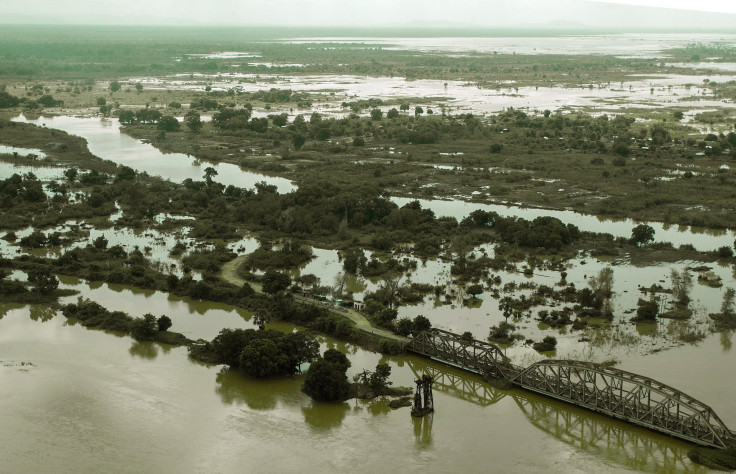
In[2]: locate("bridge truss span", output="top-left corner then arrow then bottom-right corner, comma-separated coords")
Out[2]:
405,330 -> 736,449
511,359 -> 736,449
405,328 -> 519,380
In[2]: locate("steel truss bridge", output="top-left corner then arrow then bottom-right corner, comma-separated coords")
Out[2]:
408,362 -> 707,472
406,328 -> 736,449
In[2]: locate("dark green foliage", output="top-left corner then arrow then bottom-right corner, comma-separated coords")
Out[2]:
195,327 -> 319,377
240,339 -> 283,377
157,115 -> 180,132
93,235 -> 108,249
533,336 -> 558,352
131,313 -> 158,341
630,224 -> 655,246
633,300 -> 658,322
61,298 -> 134,333
0,91 -> 20,108
184,110 -> 202,132
293,134 -> 306,149
27,270 -> 58,294
157,315 -> 172,332
247,241 -> 313,269
369,363 -> 392,391
212,107 -> 252,130
716,246 -> 733,258
322,348 -> 351,373
342,248 -> 366,275
467,283 -> 483,297
302,350 -> 352,402
488,321 -> 517,344
396,315 -> 432,337
262,270 -> 291,294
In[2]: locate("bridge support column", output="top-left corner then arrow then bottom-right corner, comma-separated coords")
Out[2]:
412,375 -> 434,417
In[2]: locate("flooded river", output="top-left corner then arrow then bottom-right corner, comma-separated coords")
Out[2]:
3,110 -> 736,471
1,281 -> 732,472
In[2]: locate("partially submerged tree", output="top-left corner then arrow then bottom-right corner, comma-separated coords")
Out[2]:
670,268 -> 693,305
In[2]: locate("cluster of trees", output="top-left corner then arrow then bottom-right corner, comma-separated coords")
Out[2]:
0,268 -> 59,296
0,173 -> 45,206
190,327 -> 319,378
246,240 -> 313,269
119,108 -> 179,131
461,210 -> 580,250
61,298 -> 178,342
0,90 -> 62,109
302,348 -> 352,401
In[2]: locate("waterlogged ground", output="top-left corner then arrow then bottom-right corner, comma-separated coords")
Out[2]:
129,71 -> 736,118
282,33 -> 736,57
3,33 -> 736,469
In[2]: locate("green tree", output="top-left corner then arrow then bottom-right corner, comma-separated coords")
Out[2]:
157,115 -> 180,132
203,166 -> 218,185
302,354 -> 351,402
412,315 -> 432,334
670,268 -> 693,304
630,224 -> 655,246
96,97 -> 106,106
635,300 -> 658,322
157,315 -> 172,331
293,134 -> 306,150
387,108 -> 399,119
93,235 -> 108,249
369,363 -> 391,391
415,106 -> 424,116
323,348 -> 351,373
279,331 -> 320,374
342,248 -> 366,274
467,283 -> 483,298
27,271 -> 58,294
240,339 -> 283,377
262,270 -> 291,295
131,313 -> 158,340
135,83 -> 143,93
184,110 -> 202,132
110,80 -> 121,93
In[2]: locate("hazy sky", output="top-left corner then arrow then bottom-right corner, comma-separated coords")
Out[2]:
3,0 -> 736,26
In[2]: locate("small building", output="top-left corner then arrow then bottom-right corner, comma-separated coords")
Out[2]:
353,300 -> 365,311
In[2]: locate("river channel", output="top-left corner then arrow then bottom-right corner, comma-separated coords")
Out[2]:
2,115 -> 735,472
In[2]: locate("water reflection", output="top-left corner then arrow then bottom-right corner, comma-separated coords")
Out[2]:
408,360 -> 705,472
302,402 -> 349,432
28,305 -> 56,322
721,330 -> 733,352
129,340 -> 159,359
413,414 -> 433,448
0,302 -> 24,320
215,367 -> 302,411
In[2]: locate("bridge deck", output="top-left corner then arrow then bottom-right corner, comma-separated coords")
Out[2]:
406,329 -> 736,449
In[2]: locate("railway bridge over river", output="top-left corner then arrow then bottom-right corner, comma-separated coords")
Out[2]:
405,328 -> 736,449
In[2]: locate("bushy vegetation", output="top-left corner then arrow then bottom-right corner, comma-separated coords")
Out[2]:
190,327 -> 320,377
301,348 -> 352,401
61,298 -> 188,344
